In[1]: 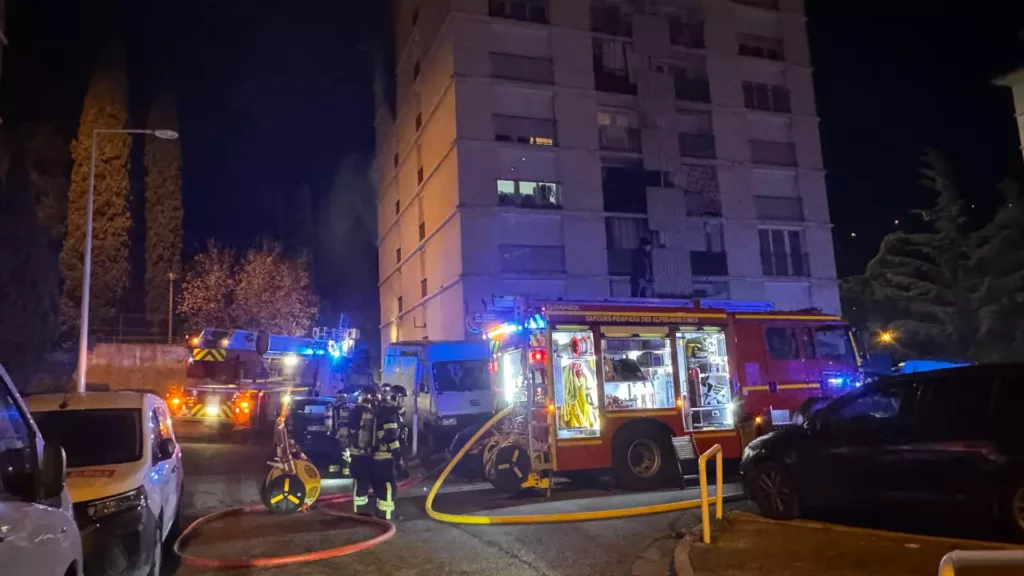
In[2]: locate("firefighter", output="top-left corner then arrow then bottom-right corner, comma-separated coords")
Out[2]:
335,398 -> 352,477
347,386 -> 380,516
372,384 -> 406,520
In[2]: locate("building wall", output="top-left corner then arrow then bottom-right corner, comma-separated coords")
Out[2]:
377,0 -> 840,350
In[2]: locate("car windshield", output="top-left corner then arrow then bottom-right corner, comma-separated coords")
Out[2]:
815,326 -> 856,363
432,360 -> 490,392
34,409 -> 142,468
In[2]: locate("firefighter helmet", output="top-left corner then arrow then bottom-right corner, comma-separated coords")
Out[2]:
386,384 -> 408,407
356,386 -> 379,406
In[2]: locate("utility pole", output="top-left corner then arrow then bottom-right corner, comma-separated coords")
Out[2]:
167,272 -> 175,344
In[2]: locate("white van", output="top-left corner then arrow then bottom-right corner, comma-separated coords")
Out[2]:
0,364 -> 83,576
382,341 -> 492,453
27,391 -> 183,576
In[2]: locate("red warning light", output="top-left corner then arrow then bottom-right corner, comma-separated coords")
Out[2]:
530,349 -> 547,364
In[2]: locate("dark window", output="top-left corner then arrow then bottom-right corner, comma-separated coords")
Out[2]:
590,1 -> 632,36
678,133 -> 716,158
396,248 -> 402,264
592,39 -> 636,95
489,0 -> 549,24
759,228 -> 809,277
34,409 -> 143,468
393,153 -> 399,168
737,34 -> 784,61
690,251 -> 728,276
742,81 -> 791,113
432,360 -> 492,391
669,20 -> 705,48
674,75 -> 711,103
749,141 -> 797,167
916,374 -> 995,439
415,112 -> 422,131
417,166 -> 424,184
412,6 -> 419,26
413,60 -> 421,80
418,221 -> 426,240
420,278 -> 428,298
395,199 -> 400,215
0,381 -> 32,496
397,297 -> 404,313
815,327 -> 855,363
801,328 -> 816,358
830,382 -> 913,425
753,195 -> 802,219
765,327 -> 799,360
602,165 -> 647,214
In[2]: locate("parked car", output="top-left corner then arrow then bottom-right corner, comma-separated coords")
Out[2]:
27,391 -> 184,576
0,364 -> 83,576
741,364 -> 1024,541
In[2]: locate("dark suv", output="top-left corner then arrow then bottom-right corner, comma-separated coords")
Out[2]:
740,364 -> 1024,541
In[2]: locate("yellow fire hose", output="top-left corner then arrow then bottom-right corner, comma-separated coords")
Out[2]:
425,406 -> 715,525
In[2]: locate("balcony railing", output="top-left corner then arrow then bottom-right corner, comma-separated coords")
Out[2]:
600,126 -> 642,152
685,192 -> 722,217
489,0 -> 550,24
761,251 -> 810,277
674,76 -> 711,103
595,68 -> 637,95
690,251 -> 729,276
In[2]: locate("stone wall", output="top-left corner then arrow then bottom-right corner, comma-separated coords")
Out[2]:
29,344 -> 189,396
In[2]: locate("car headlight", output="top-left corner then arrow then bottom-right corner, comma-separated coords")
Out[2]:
86,487 -> 148,520
440,417 -> 457,426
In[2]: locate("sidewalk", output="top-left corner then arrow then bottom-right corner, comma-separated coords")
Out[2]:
676,511 -> 1022,576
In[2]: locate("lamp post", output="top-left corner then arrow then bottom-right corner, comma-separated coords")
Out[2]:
77,128 -> 179,393
167,272 -> 176,344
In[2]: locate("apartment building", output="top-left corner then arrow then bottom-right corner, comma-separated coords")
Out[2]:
995,68 -> 1024,165
375,0 -> 840,350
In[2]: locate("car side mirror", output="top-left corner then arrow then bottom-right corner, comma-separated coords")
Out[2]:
40,442 -> 67,500
157,437 -> 176,462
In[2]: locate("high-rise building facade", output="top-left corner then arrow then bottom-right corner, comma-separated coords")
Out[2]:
375,0 -> 839,350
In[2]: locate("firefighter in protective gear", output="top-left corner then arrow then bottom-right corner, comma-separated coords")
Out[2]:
371,384 -> 406,520
348,386 -> 380,516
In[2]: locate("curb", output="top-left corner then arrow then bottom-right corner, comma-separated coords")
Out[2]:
730,511 -> 1023,551
672,533 -> 696,576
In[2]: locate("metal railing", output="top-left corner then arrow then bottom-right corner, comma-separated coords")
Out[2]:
938,550 -> 1024,575
698,443 -> 724,544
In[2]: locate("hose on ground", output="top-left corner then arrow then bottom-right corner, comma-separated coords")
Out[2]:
425,406 -> 710,525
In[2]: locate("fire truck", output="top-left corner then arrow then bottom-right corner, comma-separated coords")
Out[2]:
173,327 -> 361,431
479,298 -> 864,493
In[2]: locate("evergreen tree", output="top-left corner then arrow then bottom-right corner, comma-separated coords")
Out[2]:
144,90 -> 183,333
860,149 -> 977,358
0,127 -> 60,387
179,241 -> 235,333
59,43 -> 132,336
971,179 -> 1024,360
20,123 -> 70,248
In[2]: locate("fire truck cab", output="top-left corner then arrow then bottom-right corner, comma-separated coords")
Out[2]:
483,298 -> 862,492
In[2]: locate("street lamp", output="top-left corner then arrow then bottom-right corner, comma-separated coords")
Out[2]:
76,128 -> 180,394
878,330 -> 895,345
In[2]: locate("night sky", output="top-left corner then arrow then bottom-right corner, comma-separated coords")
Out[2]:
2,0 -> 1023,285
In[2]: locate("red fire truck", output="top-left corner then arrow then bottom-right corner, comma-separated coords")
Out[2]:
481,298 -> 863,493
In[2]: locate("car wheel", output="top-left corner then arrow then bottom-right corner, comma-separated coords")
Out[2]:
148,523 -> 163,576
1001,478 -> 1024,543
749,461 -> 800,520
612,426 -> 676,491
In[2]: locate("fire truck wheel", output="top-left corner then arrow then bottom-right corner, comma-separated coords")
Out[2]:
748,460 -> 800,520
612,426 -> 675,491
999,476 -> 1024,543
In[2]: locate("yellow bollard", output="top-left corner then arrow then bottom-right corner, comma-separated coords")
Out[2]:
698,444 -> 723,544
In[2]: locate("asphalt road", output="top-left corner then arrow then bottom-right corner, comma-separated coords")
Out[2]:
166,431 -> 746,576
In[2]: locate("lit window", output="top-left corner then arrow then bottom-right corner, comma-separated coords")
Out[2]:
530,136 -> 554,146
496,179 -> 560,209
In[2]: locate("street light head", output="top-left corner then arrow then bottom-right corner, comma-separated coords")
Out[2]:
153,129 -> 179,140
